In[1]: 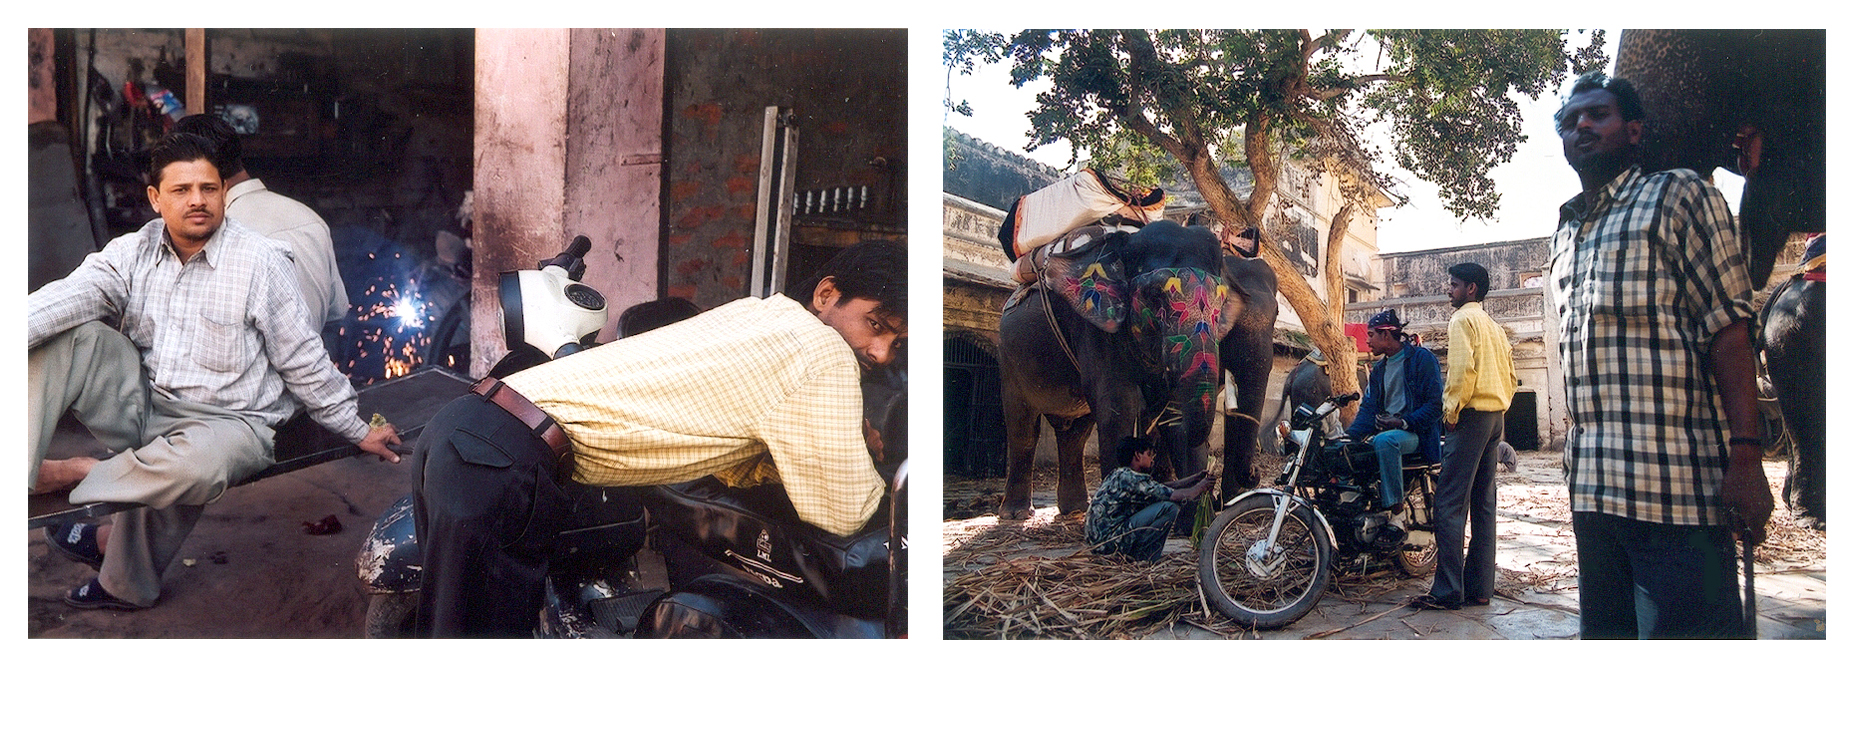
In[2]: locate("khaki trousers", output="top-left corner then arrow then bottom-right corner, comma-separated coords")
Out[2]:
30,322 -> 273,606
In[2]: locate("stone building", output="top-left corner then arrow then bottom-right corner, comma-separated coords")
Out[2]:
1346,238 -> 1558,450
942,130 -> 1059,476
1346,212 -> 1812,454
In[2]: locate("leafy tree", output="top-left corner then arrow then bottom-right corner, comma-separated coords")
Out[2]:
943,29 -> 1006,118
950,28 -> 1606,399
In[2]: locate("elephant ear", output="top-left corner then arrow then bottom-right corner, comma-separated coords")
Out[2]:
1212,279 -> 1241,343
1037,226 -> 1130,332
1217,253 -> 1276,342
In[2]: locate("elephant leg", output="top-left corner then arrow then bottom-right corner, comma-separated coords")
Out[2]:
1224,407 -> 1262,492
1774,359 -> 1824,525
999,397 -> 1042,520
1052,416 -> 1094,516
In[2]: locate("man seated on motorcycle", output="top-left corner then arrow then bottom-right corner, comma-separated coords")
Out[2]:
411,241 -> 906,637
1085,436 -> 1213,561
1344,309 -> 1442,516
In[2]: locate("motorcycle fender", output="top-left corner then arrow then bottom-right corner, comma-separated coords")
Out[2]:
1219,488 -> 1339,554
355,494 -> 422,594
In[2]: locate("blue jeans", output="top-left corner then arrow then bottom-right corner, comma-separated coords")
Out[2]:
1572,511 -> 1744,639
1370,429 -> 1418,508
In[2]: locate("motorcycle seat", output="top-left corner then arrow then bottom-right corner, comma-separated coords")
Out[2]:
643,477 -> 894,620
1400,453 -> 1438,472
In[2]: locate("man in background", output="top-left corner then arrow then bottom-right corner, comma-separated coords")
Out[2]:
1345,309 -> 1442,516
175,113 -> 348,338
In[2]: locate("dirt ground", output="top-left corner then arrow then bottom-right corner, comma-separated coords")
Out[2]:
943,449 -> 1826,639
26,453 -> 408,638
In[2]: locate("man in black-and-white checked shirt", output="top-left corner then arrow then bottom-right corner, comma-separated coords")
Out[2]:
1549,71 -> 1772,639
29,132 -> 401,611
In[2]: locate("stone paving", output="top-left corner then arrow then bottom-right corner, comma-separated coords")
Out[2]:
944,451 -> 1826,640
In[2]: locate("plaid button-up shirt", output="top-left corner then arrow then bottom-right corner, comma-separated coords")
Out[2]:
1548,166 -> 1752,527
502,294 -> 884,537
28,217 -> 370,443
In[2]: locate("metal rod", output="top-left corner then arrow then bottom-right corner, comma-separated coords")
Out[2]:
1745,538 -> 1758,638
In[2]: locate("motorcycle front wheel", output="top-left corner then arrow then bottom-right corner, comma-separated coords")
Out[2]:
363,591 -> 419,639
1197,494 -> 1334,629
1396,473 -> 1438,578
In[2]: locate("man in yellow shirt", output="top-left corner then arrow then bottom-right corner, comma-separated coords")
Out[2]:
1411,262 -> 1516,611
412,241 -> 905,637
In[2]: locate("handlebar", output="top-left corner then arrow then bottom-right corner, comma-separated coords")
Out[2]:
537,235 -> 593,280
1328,391 -> 1360,406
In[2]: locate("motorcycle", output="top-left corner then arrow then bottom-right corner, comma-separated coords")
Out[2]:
355,236 -> 908,638
1196,391 -> 1437,629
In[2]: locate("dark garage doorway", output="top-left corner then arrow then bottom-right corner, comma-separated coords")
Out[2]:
945,335 -> 1005,477
1506,390 -> 1540,451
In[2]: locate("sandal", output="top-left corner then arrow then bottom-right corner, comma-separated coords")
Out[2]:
45,522 -> 104,570
1407,594 -> 1461,611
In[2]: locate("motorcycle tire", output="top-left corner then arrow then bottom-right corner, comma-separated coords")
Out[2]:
363,591 -> 419,639
1197,494 -> 1334,629
1396,474 -> 1438,579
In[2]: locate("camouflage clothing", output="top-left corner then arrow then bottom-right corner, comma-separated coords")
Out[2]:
1086,467 -> 1180,560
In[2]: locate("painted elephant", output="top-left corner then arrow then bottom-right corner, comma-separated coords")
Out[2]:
1615,29 -> 1825,524
997,220 -> 1277,519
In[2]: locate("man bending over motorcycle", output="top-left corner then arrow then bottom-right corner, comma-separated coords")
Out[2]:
411,241 -> 906,637
1344,309 -> 1442,516
1086,436 -> 1213,561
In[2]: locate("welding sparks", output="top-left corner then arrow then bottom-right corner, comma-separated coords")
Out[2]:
394,296 -> 425,329
340,254 -> 454,383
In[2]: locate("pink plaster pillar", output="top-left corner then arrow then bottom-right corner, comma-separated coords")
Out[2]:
471,28 -> 665,375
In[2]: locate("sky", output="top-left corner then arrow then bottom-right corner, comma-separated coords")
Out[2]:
942,29 -> 1747,254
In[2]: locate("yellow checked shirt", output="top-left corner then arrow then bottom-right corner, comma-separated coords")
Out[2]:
1442,301 -> 1515,426
501,294 -> 884,536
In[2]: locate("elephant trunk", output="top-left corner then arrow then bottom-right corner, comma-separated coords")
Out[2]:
1132,266 -> 1226,477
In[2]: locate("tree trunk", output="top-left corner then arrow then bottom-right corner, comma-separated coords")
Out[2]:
1175,116 -> 1364,415
1324,202 -> 1354,325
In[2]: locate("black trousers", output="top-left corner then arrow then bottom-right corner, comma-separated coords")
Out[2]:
411,393 -> 570,638
1572,511 -> 1744,639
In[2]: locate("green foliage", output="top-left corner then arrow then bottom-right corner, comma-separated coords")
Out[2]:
946,29 -> 1608,222
944,29 -> 1006,117
1363,29 -> 1600,218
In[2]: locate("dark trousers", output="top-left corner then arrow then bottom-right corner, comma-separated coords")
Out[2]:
1572,511 -> 1745,639
1097,500 -> 1180,561
412,393 -> 570,638
1431,409 -> 1503,604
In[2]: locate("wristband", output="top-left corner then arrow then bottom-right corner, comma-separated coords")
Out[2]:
1728,437 -> 1765,447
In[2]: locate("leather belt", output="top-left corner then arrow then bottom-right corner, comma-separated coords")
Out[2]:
469,376 -> 573,469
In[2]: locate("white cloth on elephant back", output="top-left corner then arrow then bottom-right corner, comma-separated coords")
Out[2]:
1003,169 -> 1164,258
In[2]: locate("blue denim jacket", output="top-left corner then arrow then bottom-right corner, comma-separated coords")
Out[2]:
1346,342 -> 1443,463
